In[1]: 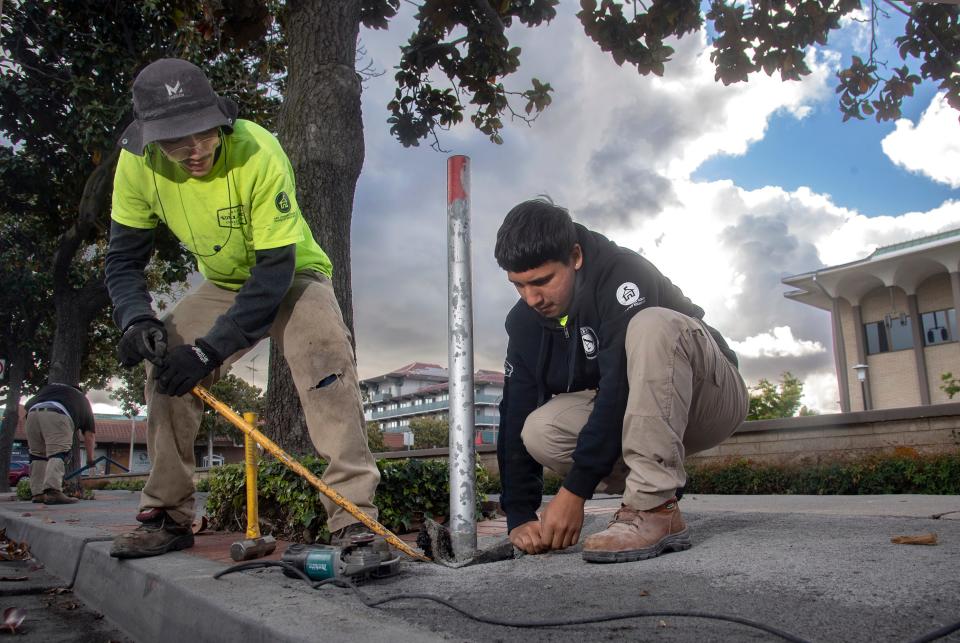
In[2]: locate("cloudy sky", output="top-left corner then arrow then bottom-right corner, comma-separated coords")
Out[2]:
94,3 -> 960,416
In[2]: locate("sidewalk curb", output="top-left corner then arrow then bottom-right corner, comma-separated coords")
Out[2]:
0,506 -> 447,643
0,508 -> 108,582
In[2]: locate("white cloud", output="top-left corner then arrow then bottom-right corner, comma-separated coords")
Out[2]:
881,93 -> 960,188
799,370 -> 843,414
728,326 -> 826,359
92,402 -> 125,415
815,200 -> 960,266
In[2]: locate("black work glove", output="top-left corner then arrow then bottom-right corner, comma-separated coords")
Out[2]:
155,341 -> 222,397
118,318 -> 167,367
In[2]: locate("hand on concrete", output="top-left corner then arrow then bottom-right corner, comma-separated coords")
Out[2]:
508,520 -> 548,554
539,487 -> 585,551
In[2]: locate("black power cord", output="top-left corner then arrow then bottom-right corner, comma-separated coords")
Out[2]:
214,561 -> 960,642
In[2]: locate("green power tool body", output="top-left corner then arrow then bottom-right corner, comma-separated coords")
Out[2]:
282,533 -> 401,582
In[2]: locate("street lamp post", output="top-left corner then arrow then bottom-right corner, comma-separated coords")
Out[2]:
852,364 -> 870,411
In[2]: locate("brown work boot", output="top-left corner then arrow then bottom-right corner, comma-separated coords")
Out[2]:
42,489 -> 79,505
582,498 -> 691,563
331,522 -> 390,561
31,494 -> 45,503
110,510 -> 194,559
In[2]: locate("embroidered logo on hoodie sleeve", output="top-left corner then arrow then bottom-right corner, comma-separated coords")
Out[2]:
616,282 -> 645,308
503,359 -> 514,378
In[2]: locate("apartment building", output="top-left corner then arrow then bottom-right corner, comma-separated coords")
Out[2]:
360,362 -> 504,446
783,227 -> 960,411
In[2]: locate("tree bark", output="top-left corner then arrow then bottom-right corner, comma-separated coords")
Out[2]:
0,357 -> 26,493
264,1 -> 364,454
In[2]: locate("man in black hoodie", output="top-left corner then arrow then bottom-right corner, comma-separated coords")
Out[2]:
495,199 -> 748,563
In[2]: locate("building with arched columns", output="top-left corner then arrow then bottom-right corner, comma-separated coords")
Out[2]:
782,228 -> 960,412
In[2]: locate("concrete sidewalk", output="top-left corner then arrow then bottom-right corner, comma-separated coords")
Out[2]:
1,491 -> 958,642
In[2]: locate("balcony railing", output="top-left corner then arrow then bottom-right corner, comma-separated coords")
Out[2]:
377,412 -> 500,428
369,400 -> 449,420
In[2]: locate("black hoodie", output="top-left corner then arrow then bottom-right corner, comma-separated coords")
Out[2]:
497,224 -> 737,531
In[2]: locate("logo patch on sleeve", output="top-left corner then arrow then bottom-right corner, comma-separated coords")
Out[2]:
616,282 -> 645,307
503,359 -> 514,378
274,191 -> 292,213
579,327 -> 599,359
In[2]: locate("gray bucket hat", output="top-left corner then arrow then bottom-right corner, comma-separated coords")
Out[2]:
119,58 -> 238,156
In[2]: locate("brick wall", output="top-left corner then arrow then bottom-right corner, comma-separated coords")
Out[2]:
926,343 -> 960,405
690,402 -> 960,466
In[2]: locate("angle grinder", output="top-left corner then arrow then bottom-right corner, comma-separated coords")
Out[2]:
281,532 -> 400,582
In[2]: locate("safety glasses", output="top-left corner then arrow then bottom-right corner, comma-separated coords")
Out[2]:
156,128 -> 221,162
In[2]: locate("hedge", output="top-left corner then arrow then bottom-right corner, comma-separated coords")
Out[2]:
686,452 -> 960,495
205,456 -> 491,543
482,451 -> 960,496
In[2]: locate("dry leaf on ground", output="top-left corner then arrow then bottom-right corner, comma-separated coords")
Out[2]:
891,533 -> 938,545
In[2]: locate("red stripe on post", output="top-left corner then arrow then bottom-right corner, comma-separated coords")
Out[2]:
447,155 -> 468,204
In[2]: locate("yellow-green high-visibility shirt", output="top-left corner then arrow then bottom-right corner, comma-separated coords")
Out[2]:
111,119 -> 332,289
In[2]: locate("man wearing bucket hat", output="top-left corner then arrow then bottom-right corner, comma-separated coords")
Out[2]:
105,58 -> 381,558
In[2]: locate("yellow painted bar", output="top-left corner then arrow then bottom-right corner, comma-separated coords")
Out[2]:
192,386 -> 430,562
242,412 -> 260,540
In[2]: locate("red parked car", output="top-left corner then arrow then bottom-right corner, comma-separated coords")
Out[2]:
8,460 -> 30,486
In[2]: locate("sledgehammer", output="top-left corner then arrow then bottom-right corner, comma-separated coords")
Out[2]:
229,412 -> 277,562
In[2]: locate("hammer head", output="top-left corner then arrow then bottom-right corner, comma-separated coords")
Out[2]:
230,535 -> 277,562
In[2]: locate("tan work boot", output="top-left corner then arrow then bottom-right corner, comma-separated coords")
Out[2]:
110,510 -> 194,559
582,498 -> 691,563
42,489 -> 79,505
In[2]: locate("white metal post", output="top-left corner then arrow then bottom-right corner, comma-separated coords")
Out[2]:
447,155 -> 476,561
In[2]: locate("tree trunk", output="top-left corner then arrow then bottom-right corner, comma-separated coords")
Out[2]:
0,357 -> 26,493
48,285 -> 109,386
48,149 -> 118,386
264,1 -> 364,453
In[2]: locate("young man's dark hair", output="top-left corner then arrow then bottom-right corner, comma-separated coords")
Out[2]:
495,199 -> 748,564
494,198 -> 578,272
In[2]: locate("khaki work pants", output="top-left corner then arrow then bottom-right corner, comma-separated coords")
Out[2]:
26,411 -> 74,495
521,307 -> 749,510
142,272 -> 380,530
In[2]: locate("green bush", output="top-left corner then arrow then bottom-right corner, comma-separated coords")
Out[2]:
478,471 -> 563,496
101,479 -> 146,491
205,456 -> 489,542
543,472 -> 563,495
686,452 -> 960,495
16,479 -> 31,501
